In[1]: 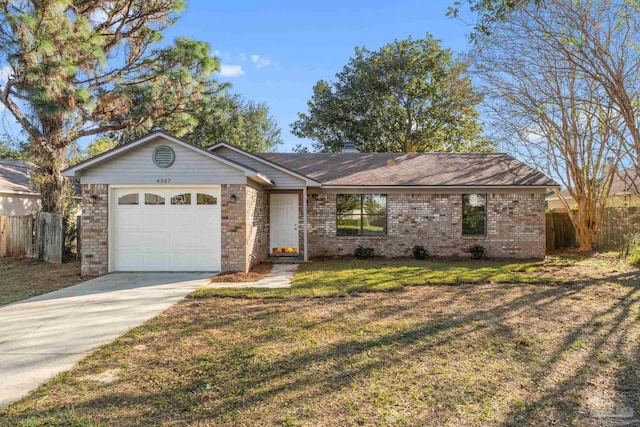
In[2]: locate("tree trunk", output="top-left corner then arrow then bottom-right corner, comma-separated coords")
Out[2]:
575,224 -> 597,252
37,151 -> 66,214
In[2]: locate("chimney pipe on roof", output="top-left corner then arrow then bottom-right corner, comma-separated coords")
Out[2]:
341,140 -> 359,153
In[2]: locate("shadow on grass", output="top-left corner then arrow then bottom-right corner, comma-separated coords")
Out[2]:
3,270 -> 640,426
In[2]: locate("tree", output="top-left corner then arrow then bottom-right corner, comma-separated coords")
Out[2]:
113,92 -> 282,153
0,1 -> 223,213
292,35 -> 491,153
0,139 -> 22,159
181,93 -> 282,152
85,136 -> 119,159
292,144 -> 310,153
474,0 -> 633,251
447,0 -> 543,40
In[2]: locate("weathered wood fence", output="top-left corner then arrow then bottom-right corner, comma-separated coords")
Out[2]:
546,208 -> 632,251
0,213 -> 64,263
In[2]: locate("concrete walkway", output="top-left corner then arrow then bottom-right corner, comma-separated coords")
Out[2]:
206,263 -> 298,288
0,272 -> 211,408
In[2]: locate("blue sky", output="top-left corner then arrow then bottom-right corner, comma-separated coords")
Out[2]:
163,0 -> 474,152
0,1 -> 475,152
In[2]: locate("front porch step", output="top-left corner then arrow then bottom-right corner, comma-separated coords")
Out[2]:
264,256 -> 305,263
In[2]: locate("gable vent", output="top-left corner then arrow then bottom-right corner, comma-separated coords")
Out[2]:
152,145 -> 175,168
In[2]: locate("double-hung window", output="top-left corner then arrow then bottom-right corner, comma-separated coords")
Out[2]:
337,194 -> 387,236
462,194 -> 487,235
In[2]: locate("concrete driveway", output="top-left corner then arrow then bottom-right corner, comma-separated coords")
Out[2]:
0,272 -> 212,408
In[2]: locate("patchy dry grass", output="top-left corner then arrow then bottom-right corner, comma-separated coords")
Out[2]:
2,254 -> 639,426
209,263 -> 273,283
0,258 -> 83,306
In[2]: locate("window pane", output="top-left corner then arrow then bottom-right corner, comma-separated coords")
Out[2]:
118,193 -> 138,205
144,193 -> 165,205
337,194 -> 361,215
363,194 -> 386,215
463,214 -> 486,235
363,215 -> 387,235
463,194 -> 487,235
196,193 -> 217,205
171,193 -> 192,205
337,215 -> 361,235
463,194 -> 486,214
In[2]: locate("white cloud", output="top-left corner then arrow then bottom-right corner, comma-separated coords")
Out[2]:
250,54 -> 271,69
218,64 -> 244,77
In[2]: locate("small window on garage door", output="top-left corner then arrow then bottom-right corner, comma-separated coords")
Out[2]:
171,193 -> 191,205
145,193 -> 165,205
118,193 -> 139,205
197,193 -> 217,205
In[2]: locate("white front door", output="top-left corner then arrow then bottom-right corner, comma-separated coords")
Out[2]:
111,187 -> 221,271
270,193 -> 299,254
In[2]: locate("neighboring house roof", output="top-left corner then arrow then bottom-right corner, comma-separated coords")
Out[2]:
256,152 -> 557,187
547,170 -> 638,200
0,159 -> 38,195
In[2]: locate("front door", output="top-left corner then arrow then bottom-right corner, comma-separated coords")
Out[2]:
270,193 -> 299,255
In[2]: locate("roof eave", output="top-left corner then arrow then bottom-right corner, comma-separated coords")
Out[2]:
209,142 -> 322,187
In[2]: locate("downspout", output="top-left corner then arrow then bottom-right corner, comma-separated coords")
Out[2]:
303,186 -> 308,261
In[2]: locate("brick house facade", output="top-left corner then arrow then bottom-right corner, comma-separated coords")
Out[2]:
307,191 -> 546,259
64,131 -> 555,276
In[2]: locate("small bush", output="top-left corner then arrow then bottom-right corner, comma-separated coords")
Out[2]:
355,246 -> 375,259
412,245 -> 428,260
629,248 -> 640,268
470,245 -> 486,260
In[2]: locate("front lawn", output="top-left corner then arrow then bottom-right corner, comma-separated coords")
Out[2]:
2,253 -> 638,426
193,257 -> 567,299
0,258 -> 84,306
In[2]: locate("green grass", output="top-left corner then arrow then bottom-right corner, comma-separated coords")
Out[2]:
191,259 -> 564,299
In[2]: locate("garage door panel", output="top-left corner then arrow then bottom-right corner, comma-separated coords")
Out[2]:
112,187 -> 221,272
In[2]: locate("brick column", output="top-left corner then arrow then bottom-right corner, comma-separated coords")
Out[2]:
221,184 -> 247,272
80,184 -> 109,276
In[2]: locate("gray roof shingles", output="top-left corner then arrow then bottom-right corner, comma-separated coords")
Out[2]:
256,152 -> 556,187
0,159 -> 36,193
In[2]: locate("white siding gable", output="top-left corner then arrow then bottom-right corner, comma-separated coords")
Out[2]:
214,146 -> 306,189
80,137 -> 247,185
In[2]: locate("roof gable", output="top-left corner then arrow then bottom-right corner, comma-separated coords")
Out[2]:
208,142 -> 321,187
62,131 -> 272,185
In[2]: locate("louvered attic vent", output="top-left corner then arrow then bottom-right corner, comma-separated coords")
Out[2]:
153,145 -> 175,168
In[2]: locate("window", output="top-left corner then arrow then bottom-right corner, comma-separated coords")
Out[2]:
196,193 -> 217,205
118,193 -> 139,205
171,193 -> 191,205
144,193 -> 165,205
462,194 -> 487,235
337,194 -> 387,236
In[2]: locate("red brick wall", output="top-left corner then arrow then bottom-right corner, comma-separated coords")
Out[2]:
246,185 -> 269,269
80,184 -> 109,275
307,192 -> 546,259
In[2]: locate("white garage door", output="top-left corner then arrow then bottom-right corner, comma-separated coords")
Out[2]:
112,187 -> 221,271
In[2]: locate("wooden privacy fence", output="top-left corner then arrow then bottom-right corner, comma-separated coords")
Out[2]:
0,215 -> 35,258
0,213 -> 64,263
546,208 -> 633,251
